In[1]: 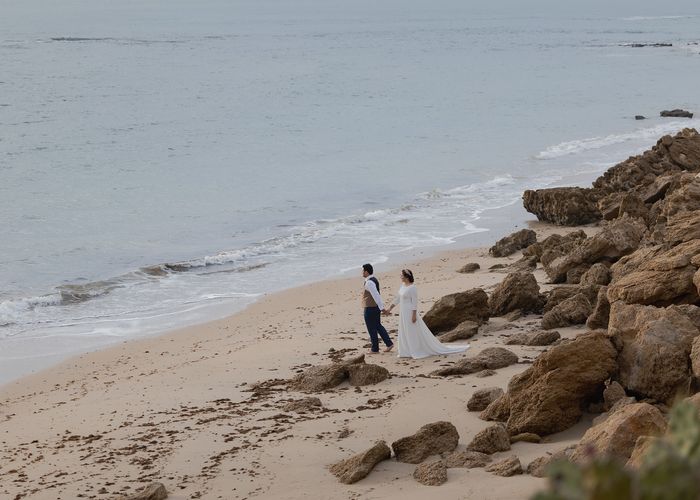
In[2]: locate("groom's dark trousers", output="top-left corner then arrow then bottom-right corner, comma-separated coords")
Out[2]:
364,306 -> 393,352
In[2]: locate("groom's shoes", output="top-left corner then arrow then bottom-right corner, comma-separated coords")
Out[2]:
384,344 -> 394,353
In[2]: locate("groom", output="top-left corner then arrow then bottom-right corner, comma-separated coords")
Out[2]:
361,263 -> 394,354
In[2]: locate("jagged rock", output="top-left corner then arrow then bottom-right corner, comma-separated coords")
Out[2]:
527,446 -> 576,477
502,331 -> 617,436
570,403 -> 667,464
666,210 -> 700,245
544,217 -> 646,282
523,187 -> 601,225
541,293 -> 592,329
566,265 -> 590,284
544,286 -> 580,312
662,175 -> 700,217
413,460 -> 448,486
467,387 -> 504,412
599,192 -> 648,221
438,320 -> 479,342
458,262 -> 480,274
116,483 -> 168,500
488,272 -> 544,317
524,230 -> 588,265
608,302 -> 699,403
443,450 -> 492,468
480,394 -> 512,422
283,397 -> 323,412
603,381 -> 626,411
432,348 -> 518,377
580,263 -> 611,287
475,369 -> 497,378
626,435 -> 658,468
510,432 -> 541,444
329,441 -> 391,484
586,286 -> 610,329
423,289 -> 490,333
346,364 -> 390,386
505,329 -> 560,346
466,424 -> 511,454
489,229 -> 537,257
661,109 -> 694,118
392,422 -> 460,464
592,396 -> 637,426
509,255 -> 539,273
485,455 -> 523,477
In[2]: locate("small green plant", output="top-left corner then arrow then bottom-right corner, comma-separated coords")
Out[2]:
532,401 -> 700,500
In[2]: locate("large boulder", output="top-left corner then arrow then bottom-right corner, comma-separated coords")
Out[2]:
541,293 -> 592,329
346,364 -> 390,386
489,229 -> 537,257
431,348 -> 518,377
580,263 -> 611,287
569,403 -> 667,464
608,302 -> 699,403
391,422 -> 459,464
479,394 -> 512,422
413,460 -> 448,486
665,210 -> 700,245
467,424 -> 511,454
329,441 -> 392,484
467,387 -> 505,412
423,289 -> 490,333
662,175 -> 700,218
488,272 -> 544,316
523,187 -> 601,226
586,286 -> 611,330
504,329 -> 560,346
501,331 -> 618,436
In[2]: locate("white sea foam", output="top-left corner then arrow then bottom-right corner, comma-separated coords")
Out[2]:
622,15 -> 695,21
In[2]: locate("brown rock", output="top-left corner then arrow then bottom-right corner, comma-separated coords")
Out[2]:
666,210 -> 700,245
541,293 -> 592,329
480,394 -> 512,422
580,263 -> 611,287
523,187 -> 601,226
489,229 -> 537,257
467,387 -> 505,412
510,432 -> 541,443
505,329 -> 560,346
117,483 -> 168,500
544,286 -> 580,312
691,336 -> 700,379
392,422 -> 460,464
603,381 -> 626,411
586,285 -> 610,329
608,301 -> 698,403
413,460 -> 448,486
423,289 -> 490,333
485,455 -> 523,477
458,262 -> 480,274
509,256 -> 539,272
626,435 -> 659,469
570,403 -> 667,464
443,450 -> 492,468
431,347 -> 518,377
329,441 -> 392,484
290,355 -> 387,392
475,369 -> 497,378
662,175 -> 700,217
524,230 -> 587,263
438,320 -> 479,342
488,272 -> 544,316
526,446 -> 576,478
346,363 -> 390,386
283,397 -> 323,412
466,424 -> 511,454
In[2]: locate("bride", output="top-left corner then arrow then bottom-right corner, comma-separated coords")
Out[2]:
383,269 -> 470,359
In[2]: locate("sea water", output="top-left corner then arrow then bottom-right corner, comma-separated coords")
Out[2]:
2,0 -> 700,383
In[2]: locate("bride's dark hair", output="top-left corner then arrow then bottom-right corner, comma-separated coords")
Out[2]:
401,269 -> 415,283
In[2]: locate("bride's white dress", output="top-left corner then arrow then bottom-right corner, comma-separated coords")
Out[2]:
392,284 -> 470,359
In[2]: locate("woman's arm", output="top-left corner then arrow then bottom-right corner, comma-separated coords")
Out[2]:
410,287 -> 418,323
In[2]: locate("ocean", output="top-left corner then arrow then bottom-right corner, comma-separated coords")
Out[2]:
2,0 -> 700,383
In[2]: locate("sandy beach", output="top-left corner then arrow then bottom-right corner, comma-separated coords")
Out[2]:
0,221 -> 598,500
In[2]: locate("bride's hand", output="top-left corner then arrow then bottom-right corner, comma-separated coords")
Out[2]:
411,311 -> 417,323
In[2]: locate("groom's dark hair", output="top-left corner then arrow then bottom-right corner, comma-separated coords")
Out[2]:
362,263 -> 374,275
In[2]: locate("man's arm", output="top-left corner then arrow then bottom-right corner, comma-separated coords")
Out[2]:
365,279 -> 384,310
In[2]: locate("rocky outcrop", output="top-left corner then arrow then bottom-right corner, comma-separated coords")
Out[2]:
523,187 -> 601,225
392,422 -> 459,464
485,455 -> 523,477
329,441 -> 392,484
500,331 -> 617,436
437,320 -> 479,342
443,450 -> 492,468
467,387 -> 505,412
523,230 -> 587,264
432,348 -> 518,377
466,424 -> 511,454
541,293 -> 592,329
505,329 -> 560,346
423,289 -> 490,333
569,403 -> 667,464
116,483 -> 168,500
290,355 -> 388,392
608,302 -> 699,403
661,109 -> 693,118
489,229 -> 537,257
413,460 -> 448,486
488,272 -> 544,316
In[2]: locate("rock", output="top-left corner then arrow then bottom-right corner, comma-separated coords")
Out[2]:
566,265 -> 590,284
346,363 -> 390,386
467,387 -> 505,412
527,446 -> 576,477
423,289 -> 490,333
466,424 -> 511,454
580,263 -> 611,287
505,329 -> 560,346
283,397 -> 323,412
570,403 -> 667,464
488,272 -> 544,316
608,302 -> 699,403
392,422 -> 460,464
544,286 -> 580,312
432,347 -> 518,377
485,455 -> 523,477
524,230 -> 588,264
635,115 -> 646,120
662,175 -> 700,217
475,369 -> 497,378
586,286 -> 610,330
117,483 -> 168,500
438,320 -> 479,342
661,109 -> 694,118
544,217 -> 646,282
413,460 -> 448,486
480,394 -> 512,422
503,331 -> 617,436
503,309 -> 523,322
690,336 -> 700,379
603,381 -> 626,411
523,187 -> 601,226
665,209 -> 700,245
509,256 -> 539,273
443,450 -> 492,468
329,441 -> 392,484
626,435 -> 658,469
541,293 -> 592,329
510,432 -> 541,444
458,262 -> 480,274
489,229 -> 537,258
